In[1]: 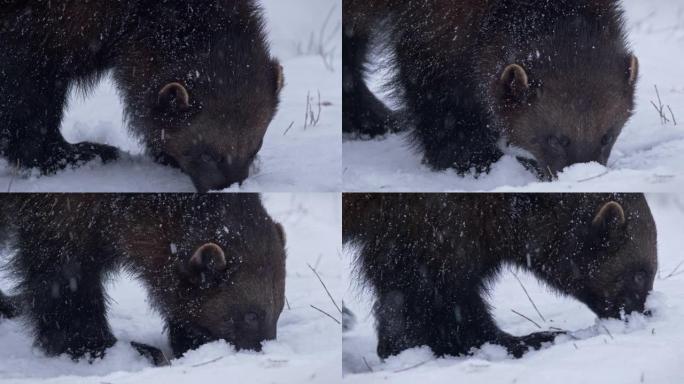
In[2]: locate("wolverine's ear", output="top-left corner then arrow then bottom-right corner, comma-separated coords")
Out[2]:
626,55 -> 639,86
273,60 -> 285,95
158,82 -> 191,111
592,201 -> 626,231
275,222 -> 286,247
181,243 -> 239,286
499,64 -> 530,103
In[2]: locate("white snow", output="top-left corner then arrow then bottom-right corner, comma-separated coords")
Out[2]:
0,194 -> 342,384
342,194 -> 684,383
0,0 -> 342,193
343,0 -> 684,192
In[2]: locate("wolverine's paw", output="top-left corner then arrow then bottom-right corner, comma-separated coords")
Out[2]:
498,331 -> 564,358
421,141 -> 502,176
36,142 -> 119,174
66,332 -> 117,362
343,84 -> 400,137
153,152 -> 181,168
72,142 -> 119,163
39,328 -> 117,362
343,109 -> 399,137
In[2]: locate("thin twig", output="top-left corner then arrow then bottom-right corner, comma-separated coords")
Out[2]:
511,271 -> 546,323
650,101 -> 670,125
296,4 -> 341,71
304,91 -> 310,130
283,121 -> 295,136
315,90 -> 322,125
651,85 -> 675,125
308,263 -> 342,314
511,309 -> 542,329
662,260 -> 684,279
314,253 -> 323,270
311,304 -> 340,324
362,357 -> 374,372
577,171 -> 610,183
600,324 -> 614,340
668,105 -> 678,125
394,359 -> 431,373
285,296 -> 291,310
303,90 -> 324,128
191,356 -> 225,367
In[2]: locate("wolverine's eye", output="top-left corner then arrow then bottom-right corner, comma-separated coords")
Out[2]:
200,153 -> 213,164
601,134 -> 614,146
548,135 -> 571,151
633,271 -> 648,288
243,312 -> 260,330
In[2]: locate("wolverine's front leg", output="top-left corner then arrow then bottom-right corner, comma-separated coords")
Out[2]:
18,246 -> 116,360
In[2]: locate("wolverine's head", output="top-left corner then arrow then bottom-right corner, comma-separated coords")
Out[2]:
537,195 -> 657,319
492,15 -> 638,179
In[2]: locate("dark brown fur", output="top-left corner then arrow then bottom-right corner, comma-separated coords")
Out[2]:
344,193 -> 657,358
0,194 -> 286,360
344,0 -> 638,178
0,1 -> 282,192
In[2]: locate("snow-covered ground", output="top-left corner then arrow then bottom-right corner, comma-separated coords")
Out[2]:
342,194 -> 684,383
0,194 -> 343,384
0,0 -> 342,192
343,0 -> 684,192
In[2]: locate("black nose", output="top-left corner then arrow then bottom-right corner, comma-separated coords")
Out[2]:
190,162 -> 250,192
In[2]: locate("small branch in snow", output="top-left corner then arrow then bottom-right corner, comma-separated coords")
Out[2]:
314,90 -> 322,126
308,263 -> 342,314
283,121 -> 295,136
660,260 -> 684,280
668,105 -> 678,126
295,4 -> 341,71
511,309 -> 542,329
190,356 -> 225,367
394,359 -> 431,373
362,356 -> 374,372
600,323 -> 614,340
303,90 -> 324,129
285,296 -> 291,310
577,171 -> 610,183
304,91 -> 310,130
650,85 -> 676,125
310,304 -> 340,324
511,271 -> 546,323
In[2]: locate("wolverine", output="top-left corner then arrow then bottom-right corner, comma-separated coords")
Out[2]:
344,193 -> 656,358
344,0 -> 639,178
0,194 -> 286,360
0,2 -> 283,192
